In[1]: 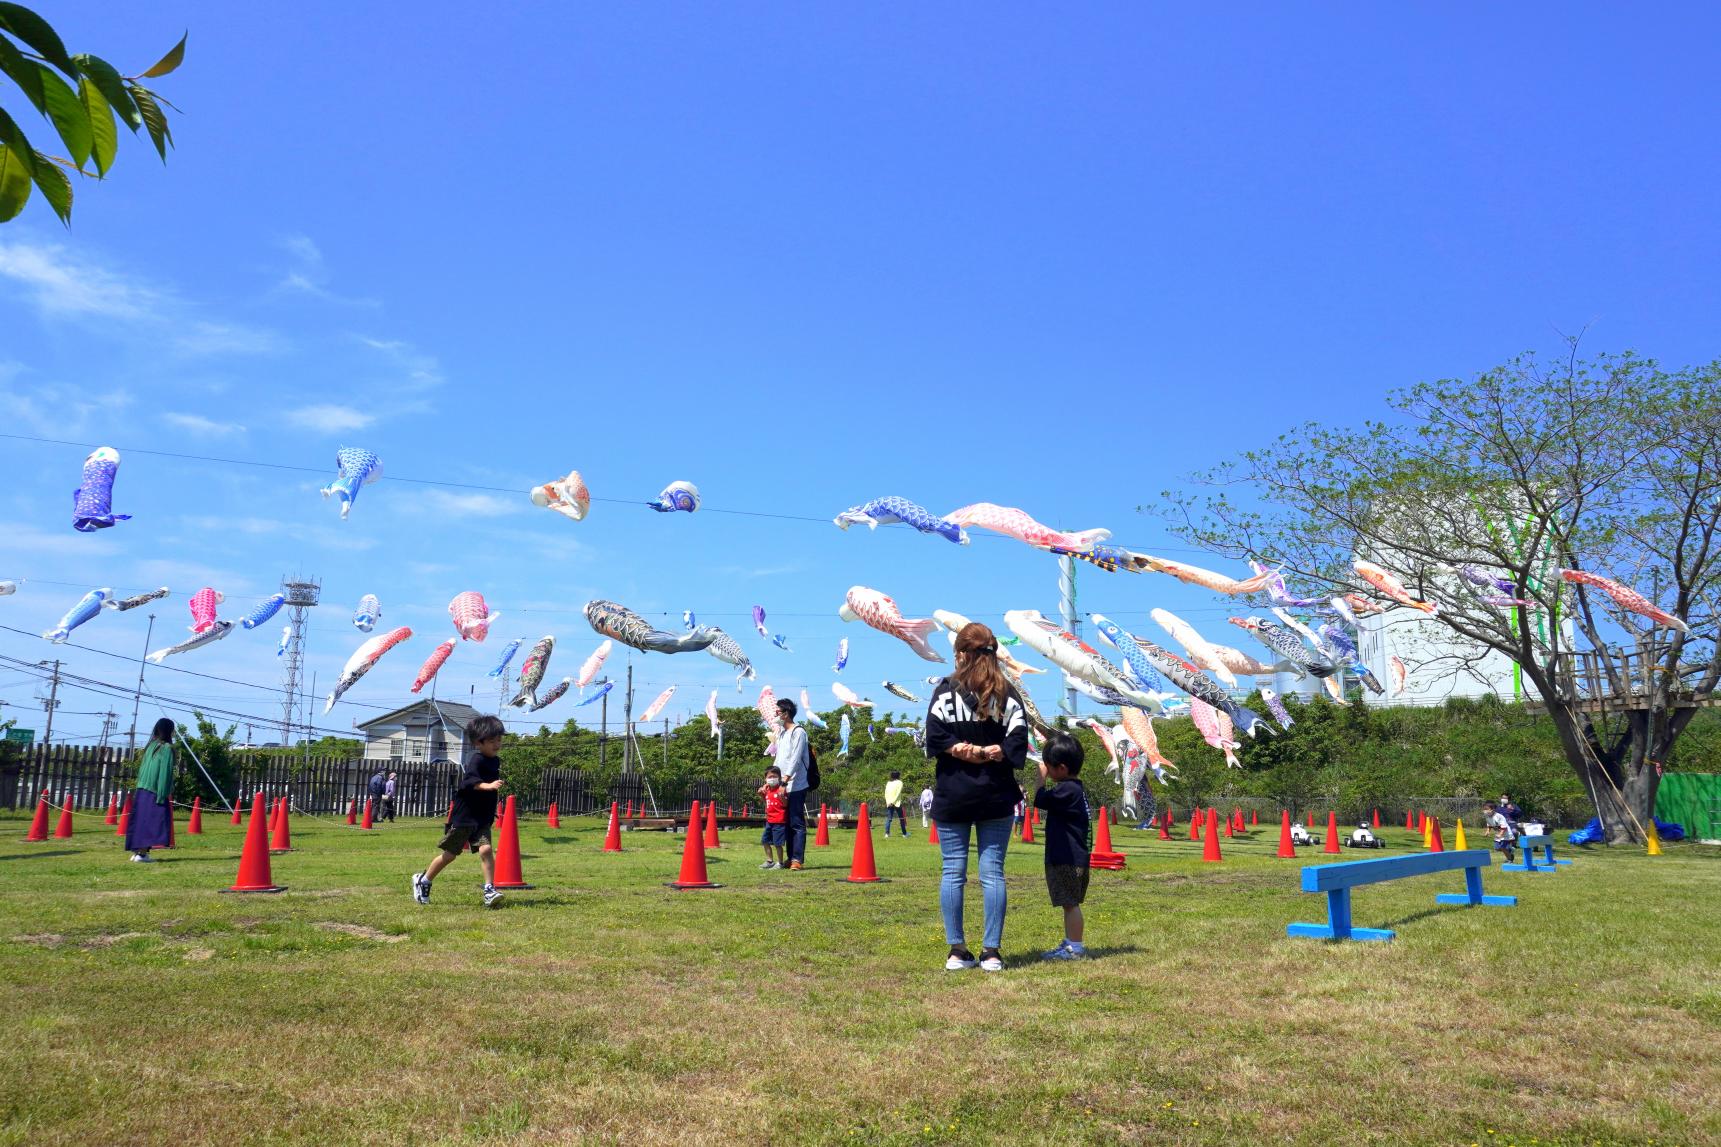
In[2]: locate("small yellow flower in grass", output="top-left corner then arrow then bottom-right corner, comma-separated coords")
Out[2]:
1163,1102 -> 1174,1109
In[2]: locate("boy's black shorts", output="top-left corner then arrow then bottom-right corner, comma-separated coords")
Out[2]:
438,823 -> 492,854
761,822 -> 788,846
1046,864 -> 1090,908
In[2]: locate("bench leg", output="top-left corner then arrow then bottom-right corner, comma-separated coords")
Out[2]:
1287,888 -> 1394,941
1436,865 -> 1516,907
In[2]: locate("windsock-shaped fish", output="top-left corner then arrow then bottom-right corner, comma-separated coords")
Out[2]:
1448,564 -> 1529,606
1125,631 -> 1269,738
1151,608 -> 1238,687
410,638 -> 457,693
868,723 -> 876,742
71,447 -> 129,532
1322,676 -> 1349,706
235,593 -> 285,629
573,680 -> 613,707
1559,568 -> 1689,634
838,586 -> 945,663
276,624 -> 291,658
43,587 -> 110,643
800,690 -> 828,729
104,586 -> 170,613
839,711 -> 851,756
648,480 -> 700,513
1190,698 -> 1243,768
1389,656 -> 1407,696
1204,641 -> 1281,678
832,638 -> 849,673
756,685 -> 784,749
530,469 -> 590,522
771,634 -> 793,652
583,599 -> 718,654
639,686 -> 676,724
885,725 -> 927,750
487,638 -> 524,679
1354,559 -> 1437,615
187,587 -> 223,634
528,678 -> 572,712
752,605 -> 769,638
942,502 -> 1109,553
1343,593 -> 1388,616
832,682 -> 874,709
705,690 -> 722,736
934,609 -> 1047,676
1138,555 -> 1273,596
999,661 -> 1054,735
449,591 -> 500,642
1317,622 -> 1383,694
324,626 -> 411,710
1065,672 -> 1135,709
1085,719 -> 1119,775
1259,687 -> 1296,730
509,636 -> 556,708
883,681 -> 922,703
0,580 -> 19,595
1045,543 -> 1153,573
1250,560 -> 1327,608
148,619 -> 234,663
321,446 -> 382,520
683,610 -> 697,631
575,639 -> 612,689
353,594 -> 381,633
833,495 -> 968,544
1118,707 -> 1177,779
1010,610 -> 1159,711
703,628 -> 755,690
1227,617 -> 1334,679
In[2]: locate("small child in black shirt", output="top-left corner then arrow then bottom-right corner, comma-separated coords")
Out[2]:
412,714 -> 507,908
1033,730 -> 1090,960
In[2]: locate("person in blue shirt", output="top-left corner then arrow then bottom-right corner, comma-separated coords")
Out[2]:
1034,730 -> 1091,961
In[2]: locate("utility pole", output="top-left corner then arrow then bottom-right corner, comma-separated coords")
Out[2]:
41,659 -> 61,747
1058,555 -> 1079,722
97,711 -> 118,749
127,612 -> 156,752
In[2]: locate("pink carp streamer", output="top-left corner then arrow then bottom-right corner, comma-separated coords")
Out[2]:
943,502 -> 1110,553
1353,559 -> 1437,614
1142,556 -> 1273,595
410,638 -> 456,693
1559,569 -> 1690,634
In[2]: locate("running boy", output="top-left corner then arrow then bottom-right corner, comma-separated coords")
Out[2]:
412,714 -> 507,907
1482,800 -> 1516,865
1034,730 -> 1091,961
757,765 -> 788,869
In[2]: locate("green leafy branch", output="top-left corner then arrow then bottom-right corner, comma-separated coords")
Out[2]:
0,2 -> 185,224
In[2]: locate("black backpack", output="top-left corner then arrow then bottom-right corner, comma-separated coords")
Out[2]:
368,771 -> 386,797
804,742 -> 821,792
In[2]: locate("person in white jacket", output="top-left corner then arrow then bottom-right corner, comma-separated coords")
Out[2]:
773,697 -> 810,870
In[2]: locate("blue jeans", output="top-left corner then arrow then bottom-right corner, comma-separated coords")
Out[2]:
937,817 -> 1012,951
882,805 -> 908,835
786,790 -> 808,862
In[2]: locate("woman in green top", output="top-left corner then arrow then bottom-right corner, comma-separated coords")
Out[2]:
125,718 -> 176,862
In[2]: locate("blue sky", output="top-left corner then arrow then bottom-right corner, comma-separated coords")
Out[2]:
3,2 -> 1717,744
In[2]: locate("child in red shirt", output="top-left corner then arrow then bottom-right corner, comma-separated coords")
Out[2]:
757,765 -> 788,869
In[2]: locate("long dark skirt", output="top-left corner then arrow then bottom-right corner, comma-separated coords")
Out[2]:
125,789 -> 173,852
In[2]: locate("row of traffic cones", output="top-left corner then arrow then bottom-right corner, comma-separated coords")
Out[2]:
24,790 -> 217,842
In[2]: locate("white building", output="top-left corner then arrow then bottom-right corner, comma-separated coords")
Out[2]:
356,700 -> 480,763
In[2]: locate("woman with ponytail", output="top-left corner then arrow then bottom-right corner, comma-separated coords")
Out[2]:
125,718 -> 176,862
925,622 -> 1029,972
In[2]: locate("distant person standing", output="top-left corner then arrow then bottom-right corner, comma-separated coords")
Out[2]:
774,697 -> 810,870
918,784 -> 934,829
125,718 -> 176,863
883,770 -> 909,837
380,772 -> 397,822
926,622 -> 1029,973
1498,793 -> 1523,831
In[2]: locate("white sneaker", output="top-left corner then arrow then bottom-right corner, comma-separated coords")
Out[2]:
945,950 -> 979,971
411,872 -> 431,905
979,952 -> 1005,973
130,853 -> 153,863
1042,941 -> 1084,961
759,861 -> 779,869
482,885 -> 504,908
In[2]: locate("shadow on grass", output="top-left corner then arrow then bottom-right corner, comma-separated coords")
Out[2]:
1377,905 -> 1469,929
0,850 -> 80,862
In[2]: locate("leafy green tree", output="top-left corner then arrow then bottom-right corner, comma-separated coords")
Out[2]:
175,713 -> 236,804
0,4 -> 184,223
1166,347 -> 1721,843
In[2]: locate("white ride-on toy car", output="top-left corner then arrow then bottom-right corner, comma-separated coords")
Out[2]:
1346,821 -> 1384,849
1289,821 -> 1317,847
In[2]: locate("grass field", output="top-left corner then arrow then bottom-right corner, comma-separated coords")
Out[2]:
1,802 -> 1717,1146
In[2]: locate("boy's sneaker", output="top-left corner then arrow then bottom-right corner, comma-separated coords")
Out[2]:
482,885 -> 503,908
759,861 -> 779,869
945,948 -> 979,971
979,950 -> 1006,973
130,852 -> 153,863
411,872 -> 431,905
1042,940 -> 1084,961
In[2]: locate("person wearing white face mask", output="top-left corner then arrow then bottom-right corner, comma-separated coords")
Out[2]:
756,765 -> 788,869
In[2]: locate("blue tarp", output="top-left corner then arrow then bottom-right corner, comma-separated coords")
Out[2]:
1567,816 -> 1685,845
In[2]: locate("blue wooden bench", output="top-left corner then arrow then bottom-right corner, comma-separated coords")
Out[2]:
1287,849 -> 1517,942
1501,833 -> 1569,872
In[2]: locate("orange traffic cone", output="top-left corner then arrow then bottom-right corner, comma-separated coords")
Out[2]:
52,793 -> 74,839
491,795 -> 532,888
667,800 -> 719,889
222,792 -> 285,893
1189,810 -> 1201,841
1250,809 -> 1258,828
704,800 -> 720,849
116,793 -> 132,837
727,805 -> 734,818
1158,811 -> 1171,840
1202,807 -> 1223,862
1405,809 -> 1414,831
230,798 -> 243,826
625,800 -> 634,819
928,820 -> 940,844
104,793 -> 118,825
1371,808 -> 1380,829
603,802 -> 623,852
1091,807 -> 1125,869
1223,816 -> 1233,838
361,798 -> 374,830
546,802 -> 561,829
1307,811 -> 1315,828
815,804 -> 831,847
187,797 -> 203,835
1428,817 -> 1445,853
345,799 -> 356,826
1110,806 -> 1119,826
1417,810 -> 1425,832
1020,805 -> 1036,844
269,796 -> 293,854
845,801 -> 882,883
1324,811 -> 1341,854
1277,809 -> 1297,858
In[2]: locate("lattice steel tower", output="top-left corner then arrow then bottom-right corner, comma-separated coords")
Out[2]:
280,575 -> 321,742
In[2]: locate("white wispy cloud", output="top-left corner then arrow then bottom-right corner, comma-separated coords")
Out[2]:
275,234 -> 377,306
162,412 -> 247,437
359,336 -> 444,392
0,382 -> 133,438
0,521 -> 111,558
422,490 -> 524,518
285,404 -> 376,434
